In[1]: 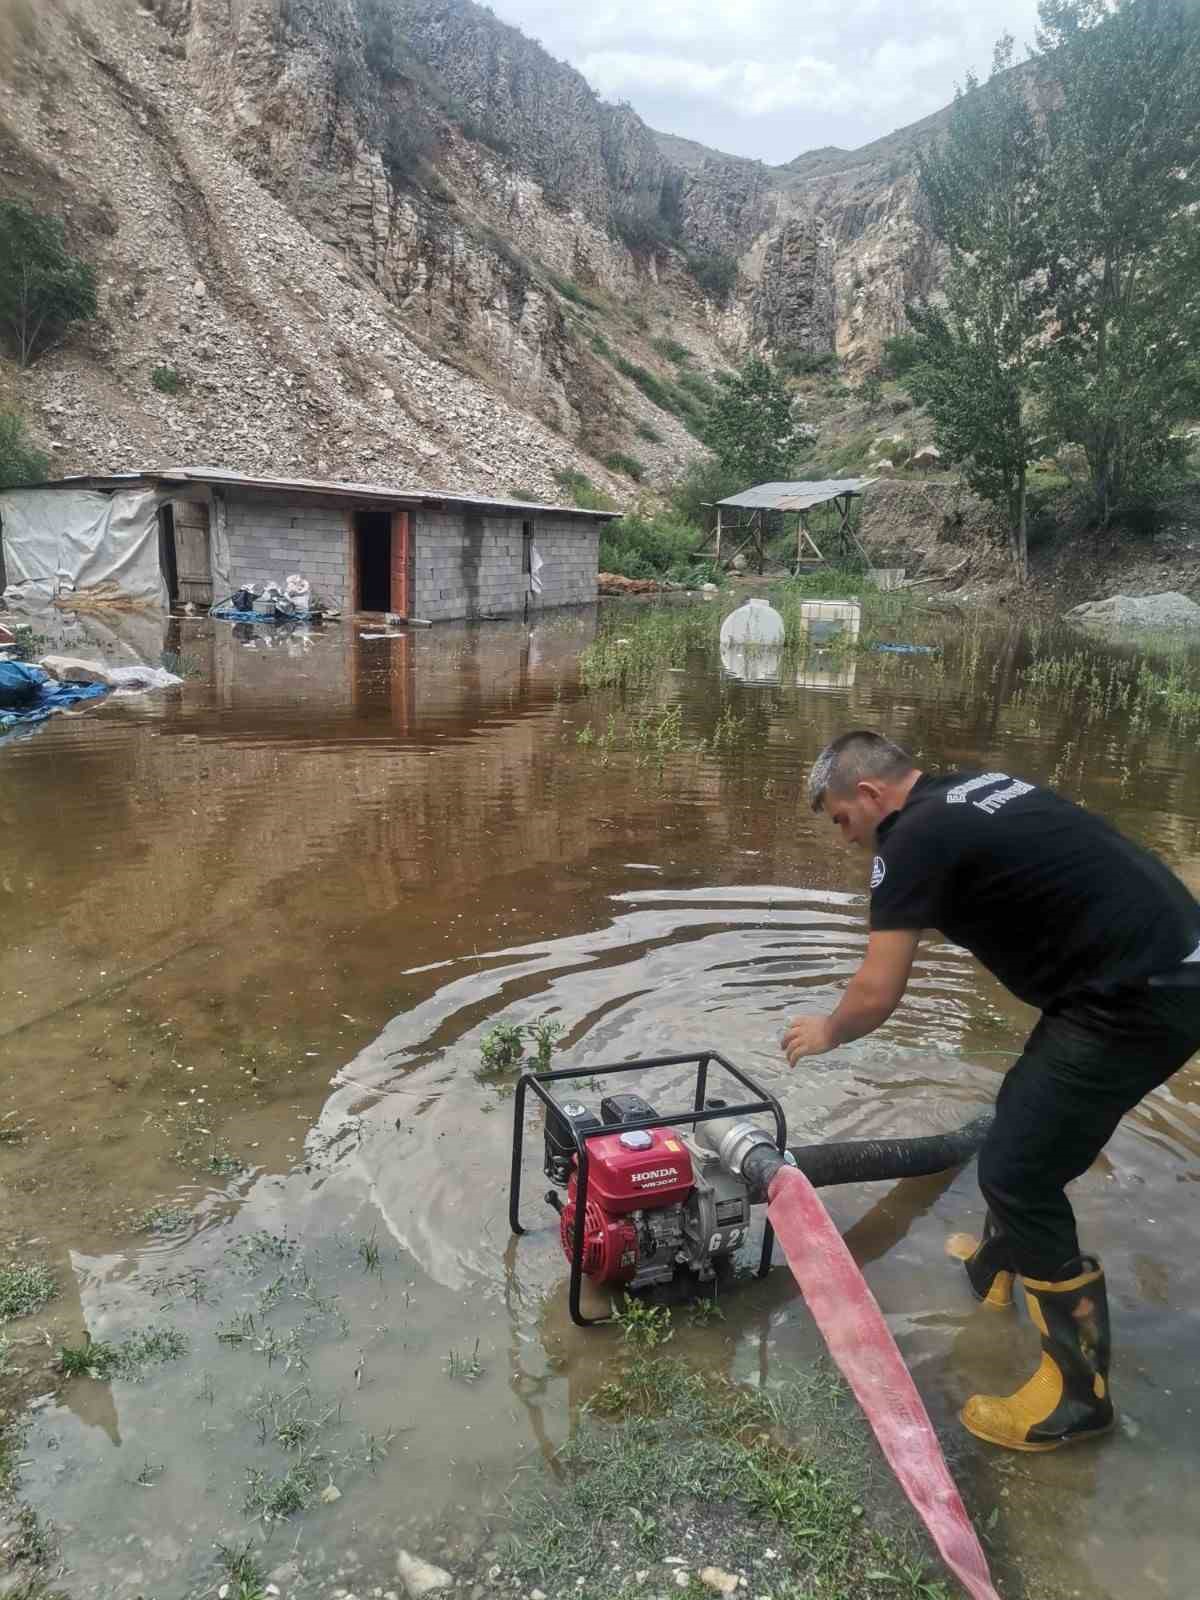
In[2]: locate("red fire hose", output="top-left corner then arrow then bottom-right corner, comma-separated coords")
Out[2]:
768,1165 -> 1002,1600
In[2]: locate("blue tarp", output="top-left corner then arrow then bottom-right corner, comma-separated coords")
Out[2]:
0,663 -> 110,732
869,643 -> 938,656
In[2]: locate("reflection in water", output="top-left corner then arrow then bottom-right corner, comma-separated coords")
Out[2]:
719,638 -> 857,692
3,607 -> 1200,1598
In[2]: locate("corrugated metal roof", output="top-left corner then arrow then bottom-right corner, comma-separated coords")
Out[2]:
717,478 -> 876,511
11,466 -> 621,520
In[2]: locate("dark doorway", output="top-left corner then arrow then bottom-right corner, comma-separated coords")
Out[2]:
355,510 -> 392,612
158,505 -> 179,604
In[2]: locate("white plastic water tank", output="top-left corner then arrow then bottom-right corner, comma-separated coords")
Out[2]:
719,597 -> 785,684
719,597 -> 785,649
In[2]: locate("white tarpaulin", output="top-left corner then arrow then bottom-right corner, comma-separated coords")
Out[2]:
0,487 -> 168,606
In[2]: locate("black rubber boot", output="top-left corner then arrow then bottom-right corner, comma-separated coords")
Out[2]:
946,1212 -> 1016,1309
961,1255 -> 1114,1451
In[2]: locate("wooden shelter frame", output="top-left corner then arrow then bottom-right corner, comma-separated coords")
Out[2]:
699,483 -> 872,574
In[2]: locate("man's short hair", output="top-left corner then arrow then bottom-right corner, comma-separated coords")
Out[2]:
807,730 -> 916,812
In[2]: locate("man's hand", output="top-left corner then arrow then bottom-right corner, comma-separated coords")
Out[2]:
780,929 -> 919,1068
782,1015 -> 837,1066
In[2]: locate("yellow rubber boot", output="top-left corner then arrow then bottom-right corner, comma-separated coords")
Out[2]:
961,1256 -> 1114,1452
946,1212 -> 1015,1309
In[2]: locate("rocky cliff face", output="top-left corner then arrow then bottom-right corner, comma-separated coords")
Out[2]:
0,0 -> 942,495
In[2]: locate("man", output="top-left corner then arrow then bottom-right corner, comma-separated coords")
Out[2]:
784,729 -> 1200,1452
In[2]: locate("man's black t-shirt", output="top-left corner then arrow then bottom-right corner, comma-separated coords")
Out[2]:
869,771 -> 1200,1010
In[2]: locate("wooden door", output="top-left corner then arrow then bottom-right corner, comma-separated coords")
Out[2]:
173,501 -> 213,605
390,509 -> 410,617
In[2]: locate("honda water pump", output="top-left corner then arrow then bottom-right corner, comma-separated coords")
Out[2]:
508,1051 -> 791,1326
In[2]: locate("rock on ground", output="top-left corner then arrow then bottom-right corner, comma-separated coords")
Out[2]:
38,655 -> 117,686
395,1550 -> 453,1597
699,1567 -> 741,1594
1064,591 -> 1200,628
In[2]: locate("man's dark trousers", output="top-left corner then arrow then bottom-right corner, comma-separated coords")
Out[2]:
978,982 -> 1200,1277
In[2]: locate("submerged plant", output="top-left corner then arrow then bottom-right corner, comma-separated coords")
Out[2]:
479,1022 -> 526,1074
58,1338 -> 121,1379
0,1263 -> 56,1322
58,1326 -> 186,1380
243,1459 -> 320,1519
446,1338 -> 485,1383
613,1296 -> 673,1350
216,1541 -> 268,1600
135,1204 -> 191,1235
527,1014 -> 565,1069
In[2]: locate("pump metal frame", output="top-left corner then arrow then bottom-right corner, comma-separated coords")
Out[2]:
509,1050 -> 787,1327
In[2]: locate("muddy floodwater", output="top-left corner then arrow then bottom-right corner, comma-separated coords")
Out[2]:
2,597 -> 1200,1599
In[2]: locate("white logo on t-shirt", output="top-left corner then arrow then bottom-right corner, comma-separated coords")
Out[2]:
870,856 -> 886,889
973,779 -> 1034,814
947,772 -> 1009,804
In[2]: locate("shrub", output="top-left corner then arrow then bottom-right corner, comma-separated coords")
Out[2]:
651,336 -> 690,366
377,104 -> 436,189
777,347 -> 840,378
880,332 -> 923,378
603,451 -> 644,481
599,510 -> 712,580
685,250 -> 738,305
0,411 -> 49,488
859,370 -> 884,407
0,199 -> 97,366
548,273 -> 599,310
636,422 -> 663,444
611,207 -> 675,257
669,455 -> 744,528
553,468 -> 618,512
151,364 -> 182,394
674,369 -> 715,406
615,356 -> 675,413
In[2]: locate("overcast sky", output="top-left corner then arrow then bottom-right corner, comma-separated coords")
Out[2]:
484,0 -> 1044,165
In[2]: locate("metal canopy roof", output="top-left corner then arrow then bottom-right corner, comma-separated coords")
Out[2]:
716,478 -> 876,512
12,466 -> 621,521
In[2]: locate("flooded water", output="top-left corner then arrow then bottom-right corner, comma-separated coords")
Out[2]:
2,597 -> 1200,1599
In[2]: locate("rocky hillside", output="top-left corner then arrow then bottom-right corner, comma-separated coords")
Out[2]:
0,0 -> 943,497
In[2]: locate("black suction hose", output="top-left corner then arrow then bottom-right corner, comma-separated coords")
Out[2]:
741,1112 -> 995,1202
789,1112 -> 995,1187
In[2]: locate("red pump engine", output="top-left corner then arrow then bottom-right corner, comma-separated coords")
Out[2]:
546,1092 -> 752,1290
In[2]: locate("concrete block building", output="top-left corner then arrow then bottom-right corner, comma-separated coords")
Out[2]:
0,467 -> 617,621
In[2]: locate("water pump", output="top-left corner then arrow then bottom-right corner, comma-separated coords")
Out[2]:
509,1052 -> 789,1325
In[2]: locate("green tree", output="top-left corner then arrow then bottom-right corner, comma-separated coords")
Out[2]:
904,39 -> 1048,579
703,356 -> 803,489
0,200 -> 97,367
1033,0 -> 1200,525
0,411 -> 49,489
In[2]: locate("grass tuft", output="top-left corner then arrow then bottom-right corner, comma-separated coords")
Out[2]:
0,1263 -> 56,1322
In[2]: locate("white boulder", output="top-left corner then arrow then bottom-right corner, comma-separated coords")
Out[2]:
1064,592 -> 1200,628
38,655 -> 116,686
396,1550 -> 453,1597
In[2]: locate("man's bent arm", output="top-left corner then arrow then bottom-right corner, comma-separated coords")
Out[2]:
783,929 -> 919,1063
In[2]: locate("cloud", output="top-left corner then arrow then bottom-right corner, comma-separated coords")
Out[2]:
487,0 -> 1043,161
580,34 -> 964,122
579,50 -> 856,118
